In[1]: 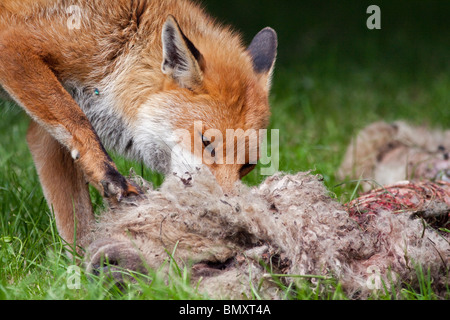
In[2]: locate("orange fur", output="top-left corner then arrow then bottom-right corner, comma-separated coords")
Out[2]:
0,0 -> 277,244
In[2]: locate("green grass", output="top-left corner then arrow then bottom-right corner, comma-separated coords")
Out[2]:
0,1 -> 449,300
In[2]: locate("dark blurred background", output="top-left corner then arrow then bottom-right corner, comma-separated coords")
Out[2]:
204,0 -> 449,78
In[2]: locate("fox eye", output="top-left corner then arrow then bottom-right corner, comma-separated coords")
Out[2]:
202,136 -> 211,147
240,163 -> 256,178
202,136 -> 216,158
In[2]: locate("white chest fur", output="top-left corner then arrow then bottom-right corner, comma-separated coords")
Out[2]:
66,82 -> 200,176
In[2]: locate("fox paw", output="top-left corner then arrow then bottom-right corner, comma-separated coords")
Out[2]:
100,171 -> 143,203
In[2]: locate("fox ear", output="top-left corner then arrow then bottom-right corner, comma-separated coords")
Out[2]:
248,27 -> 278,90
161,15 -> 204,90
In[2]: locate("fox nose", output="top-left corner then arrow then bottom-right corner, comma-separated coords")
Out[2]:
209,166 -> 240,195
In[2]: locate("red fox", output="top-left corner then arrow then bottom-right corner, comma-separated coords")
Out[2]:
0,0 -> 277,244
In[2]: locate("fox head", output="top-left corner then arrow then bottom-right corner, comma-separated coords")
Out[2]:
135,16 -> 277,193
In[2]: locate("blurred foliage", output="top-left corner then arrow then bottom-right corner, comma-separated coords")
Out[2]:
204,0 -> 449,73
